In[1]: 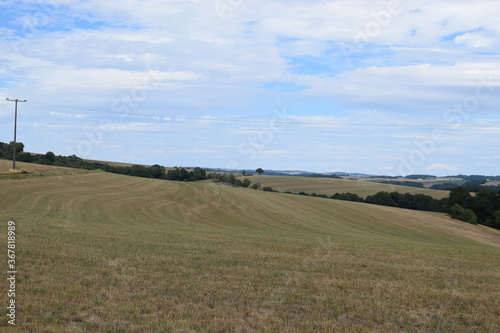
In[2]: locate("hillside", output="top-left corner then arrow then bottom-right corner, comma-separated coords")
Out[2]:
0,159 -> 79,175
247,175 -> 450,199
1,172 -> 499,331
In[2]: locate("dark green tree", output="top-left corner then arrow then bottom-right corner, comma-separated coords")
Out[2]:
365,191 -> 397,207
17,152 -> 33,162
193,167 -> 207,181
447,186 -> 473,210
45,151 -> 56,163
493,210 -> 500,229
256,168 -> 264,175
450,204 -> 477,224
148,164 -> 166,178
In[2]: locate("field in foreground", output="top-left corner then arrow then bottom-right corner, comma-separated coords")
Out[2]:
247,175 -> 450,199
1,172 -> 499,332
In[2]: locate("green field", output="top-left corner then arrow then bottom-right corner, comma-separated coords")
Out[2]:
1,171 -> 499,332
247,175 -> 450,199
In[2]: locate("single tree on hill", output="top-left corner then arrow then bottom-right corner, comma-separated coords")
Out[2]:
256,168 -> 264,175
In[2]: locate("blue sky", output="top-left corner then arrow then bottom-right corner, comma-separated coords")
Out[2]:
1,0 -> 499,175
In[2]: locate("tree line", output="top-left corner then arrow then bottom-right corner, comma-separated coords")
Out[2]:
0,142 -> 209,181
260,186 -> 500,230
0,143 -> 269,187
0,142 -> 24,160
376,180 -> 425,188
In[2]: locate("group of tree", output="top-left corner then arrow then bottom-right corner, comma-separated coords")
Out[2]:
164,167 -> 207,181
0,144 -> 208,182
1,143 -> 273,189
208,172 -> 258,189
357,188 -> 500,228
430,183 -> 459,190
377,180 -> 425,188
405,174 -> 437,180
0,141 -> 24,160
298,191 -> 364,202
267,187 -> 500,230
365,192 -> 443,212
446,186 -> 500,228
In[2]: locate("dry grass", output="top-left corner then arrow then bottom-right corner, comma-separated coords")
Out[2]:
0,159 -> 78,175
249,175 -> 450,199
0,173 -> 499,332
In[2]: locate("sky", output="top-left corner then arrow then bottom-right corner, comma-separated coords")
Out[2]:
0,0 -> 499,176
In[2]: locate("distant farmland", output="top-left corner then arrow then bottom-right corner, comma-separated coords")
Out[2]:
1,170 -> 499,332
248,175 -> 450,199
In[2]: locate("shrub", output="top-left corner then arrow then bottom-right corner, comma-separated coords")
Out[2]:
450,204 -> 478,225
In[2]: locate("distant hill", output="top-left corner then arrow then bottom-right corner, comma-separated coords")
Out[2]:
204,168 -> 343,178
247,174 -> 450,199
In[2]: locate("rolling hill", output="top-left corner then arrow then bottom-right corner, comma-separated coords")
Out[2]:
1,171 -> 499,332
247,175 -> 451,199
0,159 -> 79,175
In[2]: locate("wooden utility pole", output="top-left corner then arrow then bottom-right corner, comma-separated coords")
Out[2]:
6,98 -> 27,170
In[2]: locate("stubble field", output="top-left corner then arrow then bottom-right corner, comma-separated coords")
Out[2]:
1,171 -> 499,332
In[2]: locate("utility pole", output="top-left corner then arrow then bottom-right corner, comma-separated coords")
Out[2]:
6,98 -> 27,170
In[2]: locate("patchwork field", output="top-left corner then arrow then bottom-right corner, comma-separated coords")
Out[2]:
247,175 -> 450,199
1,172 -> 499,332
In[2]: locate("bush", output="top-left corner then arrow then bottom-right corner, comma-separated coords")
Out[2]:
450,204 -> 478,225
493,210 -> 500,229
365,191 -> 397,207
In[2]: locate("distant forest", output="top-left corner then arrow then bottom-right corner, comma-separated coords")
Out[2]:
2,142 -> 499,229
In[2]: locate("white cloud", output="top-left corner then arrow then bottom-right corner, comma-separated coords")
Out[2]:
263,150 -> 289,155
455,31 -> 497,49
50,112 -> 88,119
1,0 -> 499,174
426,163 -> 457,171
478,155 -> 500,160
191,149 -> 216,153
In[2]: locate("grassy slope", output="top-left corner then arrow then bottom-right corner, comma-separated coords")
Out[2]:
248,175 -> 450,199
0,159 -> 78,175
1,173 -> 499,332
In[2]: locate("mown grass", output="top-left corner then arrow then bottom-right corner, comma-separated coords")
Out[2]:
1,173 -> 499,332
0,159 -> 80,175
249,175 -> 450,199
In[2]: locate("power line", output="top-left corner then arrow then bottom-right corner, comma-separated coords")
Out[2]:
6,98 -> 27,170
30,101 -> 500,130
